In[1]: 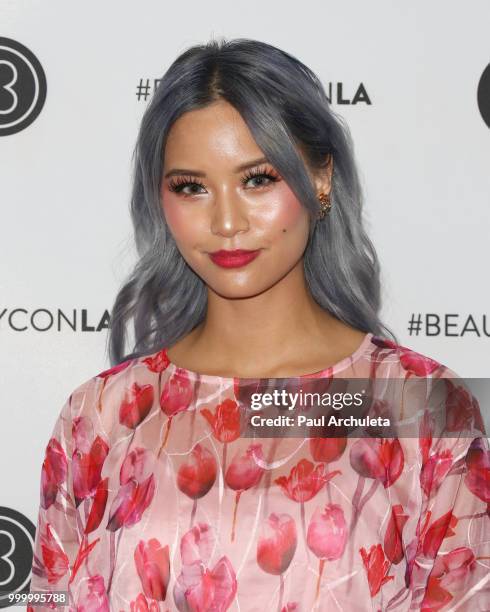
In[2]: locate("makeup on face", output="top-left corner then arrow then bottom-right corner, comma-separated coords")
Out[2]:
161,101 -> 311,290
208,249 -> 262,268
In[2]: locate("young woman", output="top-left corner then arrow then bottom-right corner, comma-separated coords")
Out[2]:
29,38 -> 489,611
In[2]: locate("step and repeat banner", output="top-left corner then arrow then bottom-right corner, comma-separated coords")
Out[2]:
0,0 -> 489,607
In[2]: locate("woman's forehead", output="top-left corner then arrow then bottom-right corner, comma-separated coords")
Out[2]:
164,103 -> 264,171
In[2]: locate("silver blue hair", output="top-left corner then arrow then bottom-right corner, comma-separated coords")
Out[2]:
106,37 -> 397,366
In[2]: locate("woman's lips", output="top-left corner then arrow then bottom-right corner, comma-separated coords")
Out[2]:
208,249 -> 261,268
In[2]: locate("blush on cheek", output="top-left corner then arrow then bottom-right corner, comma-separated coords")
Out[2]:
161,192 -> 189,235
270,184 -> 306,230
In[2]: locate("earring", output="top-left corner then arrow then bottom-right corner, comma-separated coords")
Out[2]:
317,192 -> 332,219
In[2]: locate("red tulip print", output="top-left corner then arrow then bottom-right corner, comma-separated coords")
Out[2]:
399,348 -> 440,376
160,368 -> 194,418
96,358 -> 133,413
180,522 -> 215,566
349,438 -> 404,488
400,348 -> 440,409
275,459 -> 337,503
397,350 -> 440,420
130,593 -> 160,612
257,512 -> 297,575
134,538 -> 170,600
142,349 -> 171,373
97,360 -> 133,380
39,521 -> 69,584
359,544 -> 394,597
158,368 -> 194,455
417,541 -> 490,609
106,447 -> 156,531
173,555 -> 237,612
85,477 -> 109,534
201,398 -> 241,479
464,437 -> 490,503
422,511 -> 458,559
178,443 -> 217,500
310,437 -> 346,464
420,450 -> 453,498
28,338 -> 490,609
69,535 -> 100,584
70,416 -> 110,534
307,503 -> 348,560
225,443 -> 265,541
370,336 -> 397,350
419,575 -> 453,611
307,504 -> 348,601
106,448 -> 156,595
383,504 -> 409,564
173,523 -> 237,611
72,416 -> 93,452
369,336 -> 399,379
178,443 -> 217,528
72,431 -> 109,507
431,546 -> 477,591
119,382 -> 154,429
120,446 -> 154,492
77,574 -> 110,611
444,381 -> 483,433
201,398 -> 241,443
310,436 -> 347,504
257,513 -> 297,611
40,438 -> 68,510
225,443 -> 265,490
275,458 -> 340,556
419,409 -> 434,465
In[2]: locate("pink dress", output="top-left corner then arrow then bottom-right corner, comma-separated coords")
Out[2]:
29,333 -> 490,611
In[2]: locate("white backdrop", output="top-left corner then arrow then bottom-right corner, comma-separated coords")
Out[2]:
0,0 -> 489,603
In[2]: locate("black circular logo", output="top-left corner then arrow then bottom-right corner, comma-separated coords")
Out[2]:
0,507 -> 36,608
477,63 -> 490,128
0,37 -> 47,136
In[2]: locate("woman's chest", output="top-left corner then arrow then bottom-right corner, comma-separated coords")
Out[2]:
68,425 -> 420,611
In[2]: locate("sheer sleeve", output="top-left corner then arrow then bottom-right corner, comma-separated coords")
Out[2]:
408,375 -> 490,611
28,392 -> 81,610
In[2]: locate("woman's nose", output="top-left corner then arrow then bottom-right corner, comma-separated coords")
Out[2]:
210,188 -> 249,237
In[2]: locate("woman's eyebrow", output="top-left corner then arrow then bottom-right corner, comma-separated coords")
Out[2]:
163,156 -> 268,179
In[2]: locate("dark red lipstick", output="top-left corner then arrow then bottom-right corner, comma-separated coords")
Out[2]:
208,249 -> 261,268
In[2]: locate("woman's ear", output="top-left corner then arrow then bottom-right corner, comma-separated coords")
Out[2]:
314,153 -> 334,196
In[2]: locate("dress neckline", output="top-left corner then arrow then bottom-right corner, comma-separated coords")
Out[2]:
161,331 -> 374,383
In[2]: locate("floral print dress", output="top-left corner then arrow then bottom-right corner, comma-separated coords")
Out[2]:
29,333 -> 490,611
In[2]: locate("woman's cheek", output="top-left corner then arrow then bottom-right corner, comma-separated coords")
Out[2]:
260,185 -> 306,234
162,193 -> 199,244
162,193 -> 181,230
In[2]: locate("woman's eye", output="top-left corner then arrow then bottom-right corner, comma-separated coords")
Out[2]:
168,180 -> 206,195
182,183 -> 205,195
246,175 -> 272,188
242,171 -> 279,189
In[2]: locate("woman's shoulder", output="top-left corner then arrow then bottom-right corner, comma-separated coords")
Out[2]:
368,334 -> 487,437
62,346 -> 171,422
367,333 -> 461,379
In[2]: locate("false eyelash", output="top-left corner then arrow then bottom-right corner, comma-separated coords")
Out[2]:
240,165 -> 280,185
168,176 -> 206,193
167,165 -> 280,195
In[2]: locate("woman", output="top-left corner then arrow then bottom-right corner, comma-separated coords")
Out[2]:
29,38 -> 489,611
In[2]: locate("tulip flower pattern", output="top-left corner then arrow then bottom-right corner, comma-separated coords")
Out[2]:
29,332 -> 489,610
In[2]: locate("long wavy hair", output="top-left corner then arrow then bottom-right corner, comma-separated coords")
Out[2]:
106,37 -> 397,366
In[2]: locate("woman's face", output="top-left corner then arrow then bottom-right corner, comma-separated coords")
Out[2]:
161,99 -> 318,299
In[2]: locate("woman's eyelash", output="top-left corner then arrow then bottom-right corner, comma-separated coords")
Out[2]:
167,166 -> 280,194
168,176 -> 205,193
240,166 -> 280,186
